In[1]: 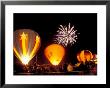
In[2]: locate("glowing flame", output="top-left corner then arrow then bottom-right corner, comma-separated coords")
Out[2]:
44,44 -> 65,66
14,29 -> 41,65
21,55 -> 30,65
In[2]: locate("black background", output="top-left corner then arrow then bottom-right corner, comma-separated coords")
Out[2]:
14,13 -> 97,66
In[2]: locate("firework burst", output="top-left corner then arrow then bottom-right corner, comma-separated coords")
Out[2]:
54,23 -> 79,47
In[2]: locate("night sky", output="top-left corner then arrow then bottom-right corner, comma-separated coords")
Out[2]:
14,13 -> 97,66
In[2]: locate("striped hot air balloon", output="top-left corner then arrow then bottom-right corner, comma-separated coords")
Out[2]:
14,29 -> 41,65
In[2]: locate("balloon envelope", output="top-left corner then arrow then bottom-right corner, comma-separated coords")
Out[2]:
14,29 -> 41,65
77,50 -> 93,63
44,44 -> 65,66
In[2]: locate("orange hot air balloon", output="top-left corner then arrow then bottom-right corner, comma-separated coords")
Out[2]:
44,44 -> 65,66
77,50 -> 93,63
14,29 -> 41,65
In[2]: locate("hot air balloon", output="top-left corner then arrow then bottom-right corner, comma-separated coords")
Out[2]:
77,50 -> 93,64
14,29 -> 41,65
44,44 -> 65,66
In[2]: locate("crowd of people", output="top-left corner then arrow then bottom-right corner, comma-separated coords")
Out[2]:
22,60 -> 97,75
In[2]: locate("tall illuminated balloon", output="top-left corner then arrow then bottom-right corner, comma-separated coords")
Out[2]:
14,29 -> 41,65
44,44 -> 65,66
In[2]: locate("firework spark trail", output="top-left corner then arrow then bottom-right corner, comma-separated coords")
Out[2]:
54,23 -> 78,47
